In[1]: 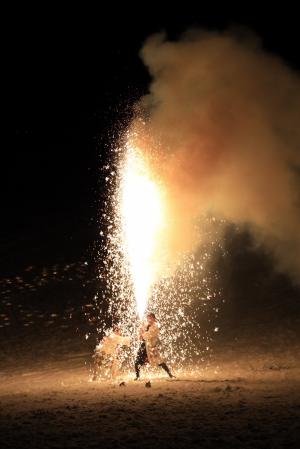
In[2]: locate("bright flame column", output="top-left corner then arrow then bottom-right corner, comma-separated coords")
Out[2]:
120,146 -> 164,318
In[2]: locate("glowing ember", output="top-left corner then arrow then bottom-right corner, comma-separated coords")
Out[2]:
120,146 -> 165,318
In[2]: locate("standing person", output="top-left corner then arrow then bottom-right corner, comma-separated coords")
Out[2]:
134,313 -> 175,380
92,326 -> 130,380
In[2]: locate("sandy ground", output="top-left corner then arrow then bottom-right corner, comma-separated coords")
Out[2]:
0,359 -> 299,449
1,262 -> 300,447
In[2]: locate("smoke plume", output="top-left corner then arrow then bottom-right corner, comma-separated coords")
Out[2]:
129,30 -> 300,279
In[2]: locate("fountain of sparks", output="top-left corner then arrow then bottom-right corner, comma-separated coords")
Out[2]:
93,134 -> 225,374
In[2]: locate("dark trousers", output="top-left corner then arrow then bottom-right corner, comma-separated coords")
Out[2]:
134,342 -> 148,378
134,342 -> 173,378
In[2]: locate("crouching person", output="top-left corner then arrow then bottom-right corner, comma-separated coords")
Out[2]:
92,326 -> 130,380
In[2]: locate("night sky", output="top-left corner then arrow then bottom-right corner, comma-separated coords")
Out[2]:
5,5 -> 300,275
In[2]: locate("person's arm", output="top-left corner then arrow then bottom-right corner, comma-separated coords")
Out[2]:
120,336 -> 130,346
139,321 -> 148,340
143,324 -> 159,342
115,335 -> 130,346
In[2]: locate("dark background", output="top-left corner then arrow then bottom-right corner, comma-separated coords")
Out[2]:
6,5 -> 300,270
2,5 -> 300,368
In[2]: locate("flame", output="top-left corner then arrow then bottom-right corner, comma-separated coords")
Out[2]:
120,146 -> 164,318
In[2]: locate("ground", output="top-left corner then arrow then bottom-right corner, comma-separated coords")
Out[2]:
0,358 -> 299,448
1,262 -> 300,447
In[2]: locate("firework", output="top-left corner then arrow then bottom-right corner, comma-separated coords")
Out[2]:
95,133 -> 223,374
